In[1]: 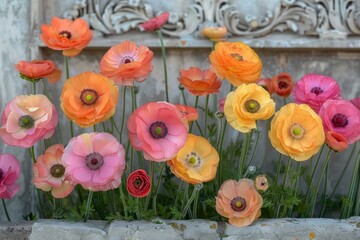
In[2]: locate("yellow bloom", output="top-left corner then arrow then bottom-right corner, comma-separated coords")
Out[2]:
168,134 -> 219,184
202,27 -> 227,42
224,83 -> 275,133
268,103 -> 325,161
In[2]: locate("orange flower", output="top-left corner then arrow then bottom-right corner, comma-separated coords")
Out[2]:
16,60 -> 61,83
216,179 -> 263,227
209,42 -> 262,86
202,27 -> 227,42
40,17 -> 93,57
178,67 -> 222,96
271,72 -> 294,97
254,175 -> 269,191
60,72 -> 119,128
100,41 -> 154,86
325,131 -> 348,152
175,104 -> 198,122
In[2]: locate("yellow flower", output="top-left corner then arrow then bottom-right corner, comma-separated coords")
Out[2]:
168,134 -> 219,184
268,103 -> 325,161
224,83 -> 275,133
202,27 -> 227,42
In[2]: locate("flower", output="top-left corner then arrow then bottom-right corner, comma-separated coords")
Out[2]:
60,72 -> 119,128
100,41 -> 154,86
218,97 -> 226,112
293,74 -> 341,113
254,175 -> 268,191
319,99 -> 360,144
33,144 -> 74,198
0,154 -> 20,199
177,67 -> 222,96
325,131 -> 348,152
256,78 -> 273,95
224,83 -> 275,133
139,12 -> 169,31
216,179 -> 263,227
40,17 -> 93,57
175,104 -> 198,122
209,42 -> 262,86
15,60 -> 61,83
271,72 -> 294,97
168,134 -> 219,184
0,94 -> 58,148
128,101 -> 188,162
351,97 -> 360,110
269,103 -> 325,161
63,132 -> 125,191
202,27 -> 227,41
126,169 -> 151,198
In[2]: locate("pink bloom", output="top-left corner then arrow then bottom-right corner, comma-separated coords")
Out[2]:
63,132 -> 125,191
15,60 -> 61,83
351,97 -> 360,110
0,154 -> 20,199
128,102 -> 189,162
293,74 -> 341,113
140,12 -> 169,31
218,97 -> 226,112
0,94 -> 58,148
319,99 -> 360,144
33,144 -> 74,198
325,131 -> 348,152
175,104 -> 198,122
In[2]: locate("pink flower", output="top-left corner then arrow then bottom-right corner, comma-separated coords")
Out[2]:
128,102 -> 189,162
140,12 -> 169,31
33,144 -> 74,198
0,94 -> 58,148
218,97 -> 226,112
293,74 -> 341,113
0,154 -> 20,199
319,99 -> 360,144
351,97 -> 360,110
63,132 -> 126,191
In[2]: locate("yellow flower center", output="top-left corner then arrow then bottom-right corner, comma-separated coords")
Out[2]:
80,89 -> 99,105
18,115 -> 35,129
245,100 -> 260,113
290,123 -> 305,140
155,127 -> 162,135
86,94 -> 93,102
230,196 -> 247,212
230,53 -> 243,61
185,152 -> 202,168
188,157 -> 197,165
235,201 -> 242,208
59,30 -> 72,39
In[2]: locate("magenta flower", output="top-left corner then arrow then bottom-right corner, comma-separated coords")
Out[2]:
128,101 -> 189,162
0,94 -> 58,148
319,99 -> 360,144
0,154 -> 20,199
63,132 -> 125,191
218,97 -> 226,113
351,97 -> 360,110
293,74 -> 341,113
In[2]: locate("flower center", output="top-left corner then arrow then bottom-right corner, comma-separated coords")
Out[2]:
245,99 -> 260,113
230,53 -> 243,61
122,56 -> 134,64
290,123 -> 305,140
185,152 -> 202,168
80,89 -> 99,105
331,113 -> 348,128
85,152 -> 104,170
18,115 -> 35,129
134,178 -> 143,188
59,30 -> 72,39
310,87 -> 323,95
50,164 -> 65,178
278,81 -> 289,89
230,197 -> 247,212
149,121 -> 168,139
0,169 -> 3,180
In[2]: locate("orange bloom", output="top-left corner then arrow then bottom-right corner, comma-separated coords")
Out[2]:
254,175 -> 269,191
175,104 -> 198,122
257,78 -> 273,95
16,60 -> 61,83
209,42 -> 262,86
326,131 -> 348,152
216,179 -> 263,227
178,67 -> 222,96
202,27 -> 227,42
60,72 -> 119,128
40,17 -> 93,57
100,41 -> 154,86
271,72 -> 294,97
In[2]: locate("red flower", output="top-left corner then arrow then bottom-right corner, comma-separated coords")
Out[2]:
140,12 -> 169,31
127,169 -> 151,198
325,131 -> 348,152
271,73 -> 294,97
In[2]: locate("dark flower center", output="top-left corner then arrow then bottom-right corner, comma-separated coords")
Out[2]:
80,89 -> 99,105
278,81 -> 289,89
0,169 -> 3,180
134,178 -> 143,188
18,115 -> 35,129
290,123 -> 305,140
122,56 -> 134,64
310,87 -> 323,95
245,99 -> 260,113
85,152 -> 104,170
230,53 -> 243,61
149,121 -> 168,139
50,164 -> 65,178
332,114 -> 348,128
59,31 -> 72,39
230,197 -> 247,212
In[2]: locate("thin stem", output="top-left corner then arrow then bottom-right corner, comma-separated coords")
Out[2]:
41,79 -> 50,97
29,146 -> 36,162
305,144 -> 325,201
119,86 -> 127,142
93,124 -> 97,132
174,181 -> 184,206
156,30 -> 169,102
289,162 -> 301,217
83,191 -> 94,222
119,186 -> 128,219
237,132 -> 251,179
192,190 -> 200,219
153,162 -> 166,215
64,56 -> 74,138
282,156 -> 292,188
246,130 -> 260,169
319,162 -> 329,217
190,96 -> 199,132
194,120 -> 204,136
33,82 -> 36,94
283,97 -> 287,105
1,199 -> 11,222
181,89 -> 187,105
217,118 -> 224,184
131,86 -> 136,112
110,117 -> 121,136
204,95 -> 209,137
145,162 -> 155,210
182,186 -> 200,218
136,197 -> 141,219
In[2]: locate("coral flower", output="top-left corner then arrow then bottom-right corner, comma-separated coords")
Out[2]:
40,17 -> 93,57
216,179 -> 263,227
325,131 -> 348,152
209,42 -> 262,86
168,134 -> 219,184
202,27 -> 227,41
0,94 -> 58,148
0,154 -> 20,199
127,169 -> 151,198
224,83 -> 275,133
15,60 -> 61,83
293,74 -> 341,113
175,104 -> 198,122
271,72 -> 294,97
257,78 -> 273,95
351,97 -> 360,110
100,41 -> 154,86
254,175 -> 269,191
178,67 -> 222,96
128,102 -> 188,162
140,12 -> 169,31
60,72 -> 119,128
33,144 -> 74,198
319,99 -> 360,144
63,132 -> 125,191
218,97 -> 226,112
269,103 -> 325,161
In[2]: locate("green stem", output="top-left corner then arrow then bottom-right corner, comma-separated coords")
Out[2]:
192,190 -> 200,219
110,117 -> 121,136
305,144 -> 325,201
319,162 -> 329,217
33,82 -> 36,94
145,162 -> 155,210
282,156 -> 292,188
246,130 -> 260,169
156,30 -> 169,102
217,118 -> 224,184
190,96 -> 199,132
29,146 -> 36,162
237,132 -> 251,179
174,181 -> 184,206
83,191 -> 94,222
181,89 -> 187,105
182,185 -> 200,218
93,124 -> 97,132
283,97 -> 287,105
64,56 -> 74,138
289,162 -> 301,217
119,186 -> 128,219
153,162 -> 166,215
204,95 -> 209,137
119,86 -> 127,142
194,120 -> 204,136
1,199 -> 11,222
136,197 -> 141,219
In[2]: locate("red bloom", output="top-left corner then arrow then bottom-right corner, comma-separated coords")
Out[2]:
127,169 -> 151,198
325,131 -> 348,152
271,73 -> 294,97
140,12 -> 169,31
16,60 -> 61,83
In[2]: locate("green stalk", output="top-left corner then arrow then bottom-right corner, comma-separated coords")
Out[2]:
182,185 -> 200,218
145,162 -> 155,211
245,130 -> 260,169
305,144 -> 325,201
275,154 -> 283,184
136,197 -> 141,219
192,190 -> 200,219
319,162 -> 329,217
64,56 -> 74,138
189,96 -> 199,132
283,97 -> 287,105
289,162 -> 301,217
1,199 -> 11,222
119,186 -> 128,219
33,82 -> 36,94
119,86 -> 127,142
83,191 -> 94,222
237,132 -> 251,179
156,30 -> 169,102
152,162 -> 166,215
204,95 -> 210,137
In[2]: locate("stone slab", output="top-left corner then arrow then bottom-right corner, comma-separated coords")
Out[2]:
0,221 -> 33,240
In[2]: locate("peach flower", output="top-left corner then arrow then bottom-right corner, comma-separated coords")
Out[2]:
271,72 -> 294,97
325,131 -> 348,152
140,12 -> 169,31
254,175 -> 268,191
175,104 -> 198,122
0,154 -> 20,199
202,27 -> 227,42
16,60 -> 61,83
218,97 -> 226,112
